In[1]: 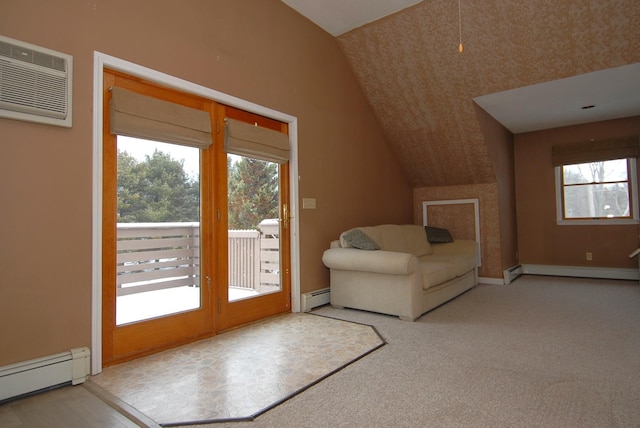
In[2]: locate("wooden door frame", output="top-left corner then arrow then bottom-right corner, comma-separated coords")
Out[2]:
91,52 -> 300,374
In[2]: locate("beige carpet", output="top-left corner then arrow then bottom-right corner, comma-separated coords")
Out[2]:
201,276 -> 640,428
91,313 -> 384,426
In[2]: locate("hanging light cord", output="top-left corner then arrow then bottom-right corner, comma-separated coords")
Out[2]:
458,0 -> 464,53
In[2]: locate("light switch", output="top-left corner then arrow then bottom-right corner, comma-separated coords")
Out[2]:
302,198 -> 317,209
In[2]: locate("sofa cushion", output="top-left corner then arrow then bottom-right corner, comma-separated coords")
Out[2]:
353,224 -> 432,257
340,228 -> 381,250
356,225 -> 398,252
425,226 -> 454,243
419,253 -> 476,277
420,261 -> 458,289
402,225 -> 433,257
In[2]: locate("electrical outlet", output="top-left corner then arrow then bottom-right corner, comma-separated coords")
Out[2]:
586,252 -> 593,261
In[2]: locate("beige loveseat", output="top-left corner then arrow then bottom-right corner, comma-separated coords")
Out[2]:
322,224 -> 478,321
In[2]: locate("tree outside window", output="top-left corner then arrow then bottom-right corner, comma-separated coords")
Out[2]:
117,149 -> 200,223
227,156 -> 279,231
116,147 -> 280,230
561,159 -> 631,219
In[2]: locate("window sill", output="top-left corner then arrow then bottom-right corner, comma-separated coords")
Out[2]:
557,218 -> 639,226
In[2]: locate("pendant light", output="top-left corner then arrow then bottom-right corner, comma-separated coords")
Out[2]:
458,0 -> 464,53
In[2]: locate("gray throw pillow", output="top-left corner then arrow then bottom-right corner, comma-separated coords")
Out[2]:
342,229 -> 381,250
425,226 -> 454,243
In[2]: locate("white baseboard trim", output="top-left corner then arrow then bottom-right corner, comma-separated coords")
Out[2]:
478,276 -> 505,285
521,264 -> 639,281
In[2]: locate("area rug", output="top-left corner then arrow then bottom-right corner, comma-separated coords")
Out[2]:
90,313 -> 384,426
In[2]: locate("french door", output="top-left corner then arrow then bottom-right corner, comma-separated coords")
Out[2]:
102,71 -> 291,365
216,105 -> 292,331
102,70 -> 217,365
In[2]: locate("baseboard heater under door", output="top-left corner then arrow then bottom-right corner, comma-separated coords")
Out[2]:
301,287 -> 331,312
0,347 -> 90,402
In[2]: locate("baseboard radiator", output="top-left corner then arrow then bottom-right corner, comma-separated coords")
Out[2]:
0,347 -> 90,402
503,264 -> 523,285
301,287 -> 331,312
521,264 -> 638,281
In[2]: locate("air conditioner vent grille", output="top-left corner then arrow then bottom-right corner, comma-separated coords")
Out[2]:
0,36 -> 72,126
0,60 -> 67,117
0,41 -> 66,72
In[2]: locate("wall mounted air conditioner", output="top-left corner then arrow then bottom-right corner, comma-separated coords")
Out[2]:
0,35 -> 72,127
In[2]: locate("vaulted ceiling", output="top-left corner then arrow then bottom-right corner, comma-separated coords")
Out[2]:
283,0 -> 640,187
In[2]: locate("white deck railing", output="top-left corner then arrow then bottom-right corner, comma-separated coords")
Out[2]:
256,219 -> 280,291
116,221 -> 279,297
228,229 -> 260,290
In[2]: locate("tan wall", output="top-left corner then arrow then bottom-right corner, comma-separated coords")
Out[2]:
0,0 -> 411,366
475,103 -> 519,273
514,116 -> 640,268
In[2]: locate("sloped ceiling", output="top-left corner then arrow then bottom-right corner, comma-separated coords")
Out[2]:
285,0 -> 640,187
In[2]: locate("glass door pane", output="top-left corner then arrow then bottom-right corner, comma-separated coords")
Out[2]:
227,154 -> 281,302
116,136 -> 201,325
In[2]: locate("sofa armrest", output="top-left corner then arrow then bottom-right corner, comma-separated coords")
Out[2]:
322,248 -> 419,275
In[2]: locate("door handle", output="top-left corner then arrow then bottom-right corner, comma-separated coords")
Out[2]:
282,204 -> 289,229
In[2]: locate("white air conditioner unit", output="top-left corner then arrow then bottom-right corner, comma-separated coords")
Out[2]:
0,35 -> 72,127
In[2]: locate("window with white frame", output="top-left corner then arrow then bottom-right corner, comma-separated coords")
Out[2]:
556,158 -> 637,224
553,136 -> 639,225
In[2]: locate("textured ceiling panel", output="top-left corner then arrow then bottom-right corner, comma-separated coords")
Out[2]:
337,0 -> 640,187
